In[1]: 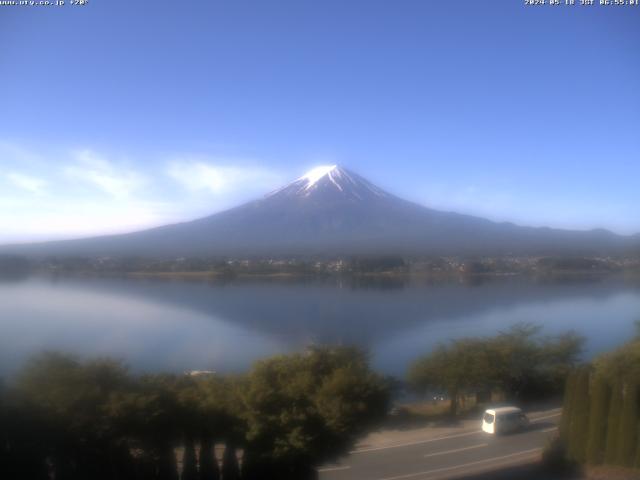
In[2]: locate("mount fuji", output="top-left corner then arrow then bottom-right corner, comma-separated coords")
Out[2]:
2,165 -> 636,257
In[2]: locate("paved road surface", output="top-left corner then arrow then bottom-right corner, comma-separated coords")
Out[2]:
318,409 -> 561,480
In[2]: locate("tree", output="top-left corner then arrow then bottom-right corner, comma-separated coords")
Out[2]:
3,348 -> 387,480
585,375 -> 610,464
240,346 -> 389,478
558,333 -> 640,470
409,324 -> 584,416
0,389 -> 49,480
107,374 -> 182,480
489,324 -> 583,401
594,337 -> 640,467
567,366 -> 590,463
193,376 -> 244,446
15,352 -> 132,479
408,339 -> 491,416
540,331 -> 585,387
616,382 -> 638,467
595,338 -> 640,382
559,370 -> 577,444
604,380 -> 623,465
489,324 -> 544,400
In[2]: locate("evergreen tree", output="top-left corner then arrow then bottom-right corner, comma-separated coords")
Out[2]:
604,379 -> 623,465
182,438 -> 198,480
585,375 -> 610,464
616,382 -> 638,467
198,438 -> 219,480
559,371 -> 577,443
221,444 -> 240,480
635,424 -> 640,469
567,366 -> 590,463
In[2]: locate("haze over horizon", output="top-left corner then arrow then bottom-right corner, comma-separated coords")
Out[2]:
1,1 -> 639,243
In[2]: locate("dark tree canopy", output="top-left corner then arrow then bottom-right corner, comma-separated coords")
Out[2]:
241,346 -> 389,473
561,333 -> 640,470
408,323 -> 584,414
1,347 -> 389,480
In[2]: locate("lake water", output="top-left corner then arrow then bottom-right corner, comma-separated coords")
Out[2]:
1,275 -> 639,378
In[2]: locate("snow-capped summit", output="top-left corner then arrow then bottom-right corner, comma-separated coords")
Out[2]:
269,165 -> 389,201
299,165 -> 338,188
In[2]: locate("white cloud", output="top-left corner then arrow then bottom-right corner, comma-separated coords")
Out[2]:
0,140 -> 43,164
167,160 -> 282,195
65,150 -> 146,199
0,142 -> 288,243
0,199 -> 172,243
4,172 -> 47,195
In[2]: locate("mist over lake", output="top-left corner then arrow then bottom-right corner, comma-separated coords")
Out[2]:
1,275 -> 639,378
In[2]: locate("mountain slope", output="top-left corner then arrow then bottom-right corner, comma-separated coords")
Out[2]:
1,166 -> 636,257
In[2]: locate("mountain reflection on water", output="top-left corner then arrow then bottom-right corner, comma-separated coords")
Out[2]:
1,274 -> 639,377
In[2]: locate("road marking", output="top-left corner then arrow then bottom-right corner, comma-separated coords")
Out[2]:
541,427 -> 558,433
377,447 -> 542,480
426,450 -> 542,480
424,443 -> 488,458
350,430 -> 482,454
317,465 -> 351,472
531,411 -> 561,422
350,408 -> 561,455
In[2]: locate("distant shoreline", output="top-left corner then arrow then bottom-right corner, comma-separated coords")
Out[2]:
3,254 -> 639,284
85,268 -> 633,283
127,270 -> 305,280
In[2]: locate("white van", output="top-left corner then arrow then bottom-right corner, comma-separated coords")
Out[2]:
482,407 -> 529,434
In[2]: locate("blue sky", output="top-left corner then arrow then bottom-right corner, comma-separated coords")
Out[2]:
1,0 -> 639,243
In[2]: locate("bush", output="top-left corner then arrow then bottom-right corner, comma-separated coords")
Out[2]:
542,435 -> 580,477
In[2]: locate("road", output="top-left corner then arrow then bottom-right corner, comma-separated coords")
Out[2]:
318,408 -> 561,480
